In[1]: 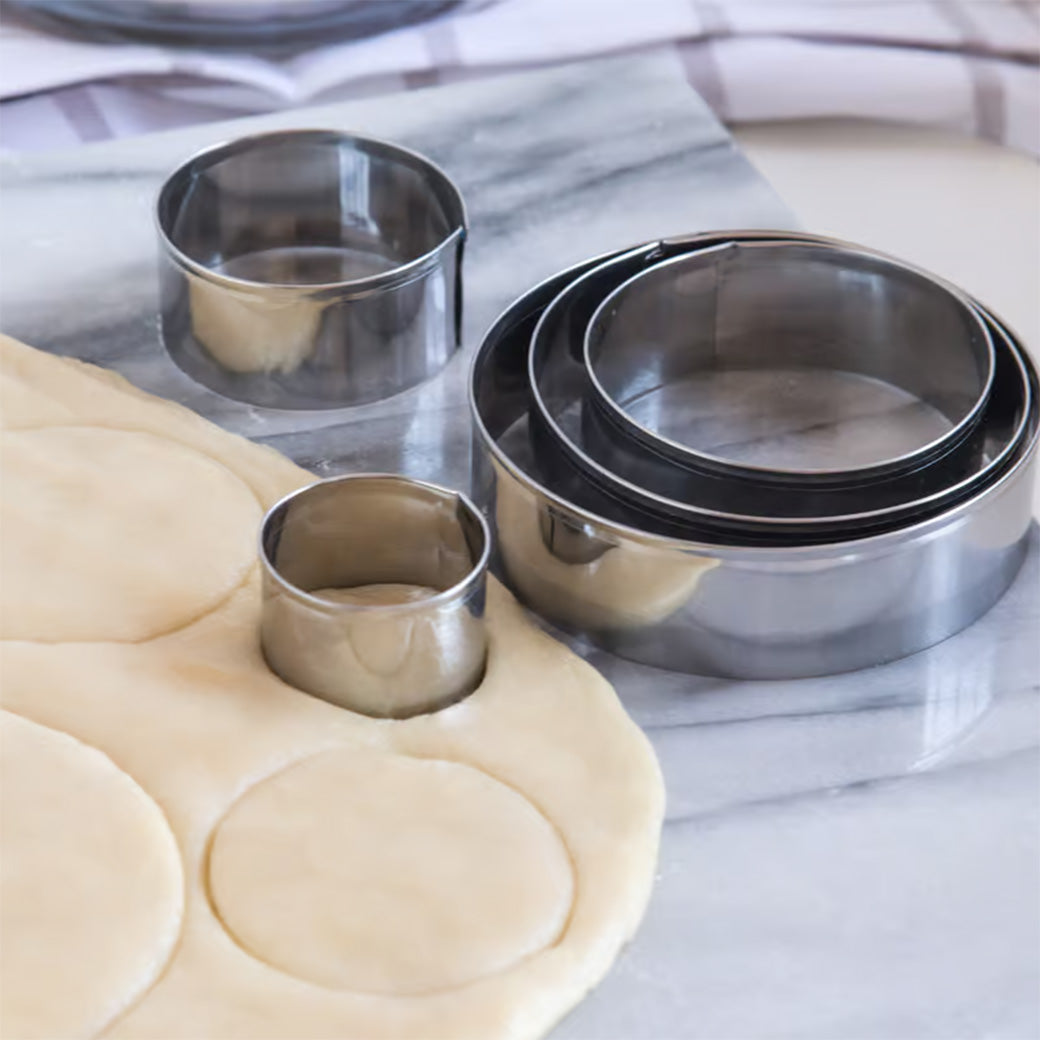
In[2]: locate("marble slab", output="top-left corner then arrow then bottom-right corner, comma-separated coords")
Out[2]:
1,53 -> 1037,1040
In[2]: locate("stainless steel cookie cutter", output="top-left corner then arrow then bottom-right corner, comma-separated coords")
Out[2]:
157,129 -> 466,409
470,238 -> 1038,679
260,474 -> 490,717
583,238 -> 995,487
527,234 -> 1013,540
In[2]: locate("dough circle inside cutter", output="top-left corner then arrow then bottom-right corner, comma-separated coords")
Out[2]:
208,748 -> 575,995
0,710 -> 184,1040
0,425 -> 261,642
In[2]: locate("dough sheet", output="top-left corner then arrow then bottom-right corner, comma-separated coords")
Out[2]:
0,334 -> 664,1040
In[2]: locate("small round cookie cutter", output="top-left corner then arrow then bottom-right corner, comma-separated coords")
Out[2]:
259,474 -> 490,718
157,129 -> 466,409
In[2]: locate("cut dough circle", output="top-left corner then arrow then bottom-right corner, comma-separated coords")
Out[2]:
0,426 -> 261,642
0,711 -> 184,1040
208,749 -> 575,995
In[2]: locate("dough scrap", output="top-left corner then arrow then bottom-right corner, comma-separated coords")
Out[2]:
0,335 -> 664,1040
0,711 -> 183,1040
0,425 -> 261,642
209,749 -> 574,994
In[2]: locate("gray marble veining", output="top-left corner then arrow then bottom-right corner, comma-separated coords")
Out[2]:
1,52 -> 1037,1040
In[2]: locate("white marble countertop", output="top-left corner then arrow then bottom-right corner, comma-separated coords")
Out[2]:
1,52 -> 1036,1040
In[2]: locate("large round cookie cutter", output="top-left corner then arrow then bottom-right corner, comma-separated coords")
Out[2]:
157,129 -> 466,409
469,238 -> 1038,679
260,474 -> 490,717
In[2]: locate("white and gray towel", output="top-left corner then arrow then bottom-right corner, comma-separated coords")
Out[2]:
1,0 -> 1036,153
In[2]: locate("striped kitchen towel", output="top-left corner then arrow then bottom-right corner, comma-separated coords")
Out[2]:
1,0 -> 1036,153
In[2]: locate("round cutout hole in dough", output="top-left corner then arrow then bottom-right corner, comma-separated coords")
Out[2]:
0,711 -> 184,1040
0,426 -> 261,642
208,749 -> 574,995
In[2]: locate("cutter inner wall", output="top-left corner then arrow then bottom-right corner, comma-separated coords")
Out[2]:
164,138 -> 455,284
587,242 -> 991,475
264,480 -> 483,596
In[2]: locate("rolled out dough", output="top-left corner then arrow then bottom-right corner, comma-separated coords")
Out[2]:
0,711 -> 183,1040
1,426 -> 261,642
0,333 -> 664,1040
209,750 -> 574,994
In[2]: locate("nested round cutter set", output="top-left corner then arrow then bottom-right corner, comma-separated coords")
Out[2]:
470,230 -> 1038,679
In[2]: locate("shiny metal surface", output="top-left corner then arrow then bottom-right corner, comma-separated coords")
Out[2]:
260,474 -> 489,717
471,245 -> 1039,679
584,239 -> 994,484
529,233 -> 1022,540
157,129 -> 466,409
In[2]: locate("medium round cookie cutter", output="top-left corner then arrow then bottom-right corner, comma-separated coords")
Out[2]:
260,474 -> 490,717
157,129 -> 466,409
528,235 -> 1014,540
469,238 -> 1038,679
583,238 -> 995,487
